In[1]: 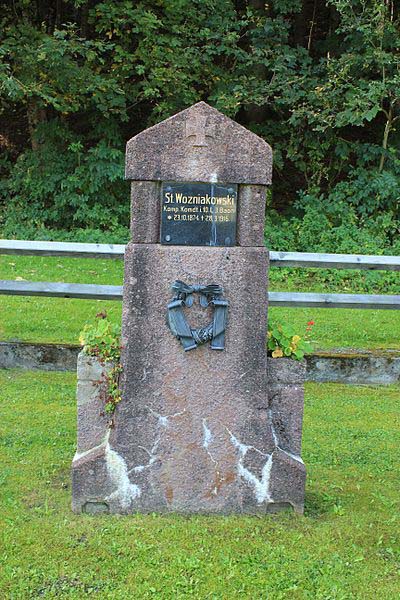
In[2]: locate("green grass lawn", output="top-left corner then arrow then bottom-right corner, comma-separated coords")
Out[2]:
0,369 -> 399,598
1,255 -> 399,350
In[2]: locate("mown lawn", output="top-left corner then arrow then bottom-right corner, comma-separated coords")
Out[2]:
0,369 -> 399,598
1,255 -> 399,350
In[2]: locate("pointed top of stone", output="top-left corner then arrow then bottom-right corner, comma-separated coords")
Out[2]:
125,102 -> 272,184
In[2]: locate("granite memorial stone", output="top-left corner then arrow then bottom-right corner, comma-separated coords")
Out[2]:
72,102 -> 306,514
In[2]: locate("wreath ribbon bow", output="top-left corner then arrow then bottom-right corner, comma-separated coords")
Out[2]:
167,280 -> 228,351
171,280 -> 224,307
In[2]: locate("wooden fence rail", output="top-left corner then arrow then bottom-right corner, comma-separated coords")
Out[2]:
0,239 -> 126,260
0,280 -> 399,310
1,239 -> 400,271
1,239 -> 399,310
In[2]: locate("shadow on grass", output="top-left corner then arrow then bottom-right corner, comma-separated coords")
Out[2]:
304,491 -> 338,517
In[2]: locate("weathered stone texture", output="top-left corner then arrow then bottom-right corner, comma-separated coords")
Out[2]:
118,243 -> 272,514
125,102 -> 272,185
237,185 -> 267,247
269,449 -> 306,510
75,353 -> 111,454
267,357 -> 307,384
72,101 -> 307,516
72,445 -> 112,514
306,352 -> 400,384
267,359 -> 306,458
0,341 -> 78,371
267,359 -> 306,505
72,245 -> 305,515
72,354 -> 113,513
130,181 -> 161,243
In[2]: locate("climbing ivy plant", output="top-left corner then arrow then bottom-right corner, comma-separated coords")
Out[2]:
79,313 -> 122,416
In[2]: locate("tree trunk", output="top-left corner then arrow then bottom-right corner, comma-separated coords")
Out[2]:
241,0 -> 270,125
379,105 -> 394,173
27,102 -> 47,151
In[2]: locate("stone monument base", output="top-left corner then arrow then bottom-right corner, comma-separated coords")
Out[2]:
72,353 -> 306,515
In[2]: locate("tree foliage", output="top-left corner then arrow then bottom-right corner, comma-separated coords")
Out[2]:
0,0 -> 399,250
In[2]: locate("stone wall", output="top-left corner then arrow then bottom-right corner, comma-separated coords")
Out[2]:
2,342 -> 398,385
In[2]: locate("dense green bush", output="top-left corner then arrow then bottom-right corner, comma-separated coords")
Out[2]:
2,122 -> 128,234
0,1 -> 399,256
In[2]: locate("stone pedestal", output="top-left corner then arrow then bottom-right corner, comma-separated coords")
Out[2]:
72,352 -> 305,514
71,102 -> 306,514
72,354 -> 113,515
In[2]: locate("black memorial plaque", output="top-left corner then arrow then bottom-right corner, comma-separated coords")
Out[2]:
160,182 -> 237,246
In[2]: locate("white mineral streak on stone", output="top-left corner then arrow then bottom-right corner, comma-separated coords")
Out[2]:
268,408 -> 304,464
202,419 -> 221,496
158,415 -> 169,428
73,439 -> 107,461
281,449 -> 304,465
128,406 -> 186,475
104,431 -> 141,509
147,406 -> 186,428
202,418 -> 212,449
131,442 -> 158,474
227,428 -> 273,504
268,408 -> 279,447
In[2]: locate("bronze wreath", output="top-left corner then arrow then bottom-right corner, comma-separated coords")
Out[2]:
167,280 -> 229,351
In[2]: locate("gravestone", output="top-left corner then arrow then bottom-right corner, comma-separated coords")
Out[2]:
72,102 -> 306,514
